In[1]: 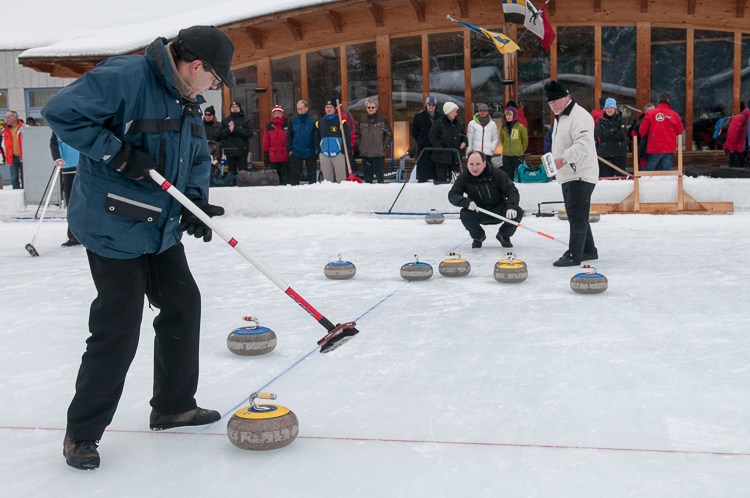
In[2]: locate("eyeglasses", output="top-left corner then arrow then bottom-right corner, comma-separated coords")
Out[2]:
205,113 -> 213,117
206,66 -> 221,86
366,106 -> 377,109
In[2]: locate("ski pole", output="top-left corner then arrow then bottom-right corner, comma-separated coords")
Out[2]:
34,164 -> 60,219
474,206 -> 567,246
26,163 -> 62,257
148,169 -> 358,354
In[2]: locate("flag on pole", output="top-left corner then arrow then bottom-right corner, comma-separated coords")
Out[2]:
523,0 -> 555,52
446,16 -> 520,54
502,0 -> 527,24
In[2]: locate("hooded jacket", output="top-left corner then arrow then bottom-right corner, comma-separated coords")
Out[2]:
499,121 -> 528,157
638,103 -> 685,154
41,37 -> 212,259
263,113 -> 289,163
412,106 -> 443,148
286,111 -> 315,159
723,108 -> 750,153
466,114 -> 500,156
219,103 -> 254,156
448,163 -> 520,211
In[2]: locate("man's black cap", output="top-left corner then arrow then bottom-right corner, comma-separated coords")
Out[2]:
544,80 -> 569,101
177,26 -> 236,88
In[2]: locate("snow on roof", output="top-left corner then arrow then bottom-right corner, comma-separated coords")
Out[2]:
15,0 -> 338,58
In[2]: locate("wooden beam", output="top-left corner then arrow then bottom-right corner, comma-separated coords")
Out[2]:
636,22 -> 651,113
410,0 -> 426,23
738,0 -> 747,18
368,2 -> 384,27
258,57 -> 272,135
688,0 -> 696,15
506,24 -> 517,104
286,18 -> 303,41
734,32 -> 742,113
326,10 -> 343,34
340,44 -> 348,107
244,27 -> 263,49
457,0 -> 468,18
594,25 -> 601,108
548,0 -> 555,15
422,34 -> 429,104
594,0 -> 601,13
641,0 -> 648,14
464,28 -> 472,125
301,53 -> 308,103
376,35 -> 392,122
686,28 -> 694,151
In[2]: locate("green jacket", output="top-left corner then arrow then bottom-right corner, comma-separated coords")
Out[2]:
499,121 -> 528,157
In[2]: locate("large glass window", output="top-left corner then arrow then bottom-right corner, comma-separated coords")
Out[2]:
230,65 -> 261,162
601,27 -> 637,126
25,88 -> 62,126
556,26 -> 595,112
271,55 -> 302,117
470,28 -> 504,114
428,32 -> 465,112
307,48 -> 341,121
742,34 -> 750,112
651,28 -> 686,118
517,26 -> 551,154
693,30 -> 734,150
346,42 -> 378,119
390,36 -> 423,125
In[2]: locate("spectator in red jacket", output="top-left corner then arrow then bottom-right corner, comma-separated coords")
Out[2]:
639,93 -> 685,171
263,105 -> 291,184
505,100 -> 528,129
723,105 -> 750,168
590,97 -> 607,128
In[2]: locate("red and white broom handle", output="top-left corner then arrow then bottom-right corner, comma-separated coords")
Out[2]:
148,169 -> 335,329
474,206 -> 567,246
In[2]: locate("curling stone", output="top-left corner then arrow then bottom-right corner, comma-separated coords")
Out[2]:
400,254 -> 433,281
497,252 -> 527,269
324,254 -> 356,280
227,392 -> 299,451
439,252 -> 470,277
227,317 -> 277,356
557,210 -> 600,222
570,265 -> 608,294
425,209 -> 445,224
494,262 -> 528,283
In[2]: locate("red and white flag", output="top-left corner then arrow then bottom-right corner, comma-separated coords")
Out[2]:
524,0 -> 555,52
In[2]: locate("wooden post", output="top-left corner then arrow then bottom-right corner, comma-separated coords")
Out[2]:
464,28 -> 472,126
636,22 -> 651,115
340,44 -> 348,108
301,54 -> 308,104
595,24 -> 602,108
686,28 -> 694,151
422,34 -> 430,105
677,135 -> 684,211
735,31 -> 742,114
376,35 -> 392,123
633,135 -> 640,212
257,57 -> 272,133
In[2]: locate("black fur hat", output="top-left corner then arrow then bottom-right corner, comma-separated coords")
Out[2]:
544,81 -> 569,101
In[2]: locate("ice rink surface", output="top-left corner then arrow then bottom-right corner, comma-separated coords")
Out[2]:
1,212 -> 749,497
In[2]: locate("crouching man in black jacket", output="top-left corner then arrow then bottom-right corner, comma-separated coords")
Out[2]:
449,150 -> 523,249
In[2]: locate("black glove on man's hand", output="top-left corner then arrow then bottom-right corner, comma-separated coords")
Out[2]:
177,195 -> 225,242
109,142 -> 161,182
263,152 -> 270,168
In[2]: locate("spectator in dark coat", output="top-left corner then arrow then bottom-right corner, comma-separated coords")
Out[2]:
412,96 -> 442,182
429,101 -> 467,183
219,101 -> 254,172
543,122 -> 554,154
630,103 -> 654,170
723,105 -> 750,168
263,105 -> 290,184
449,150 -> 522,248
355,97 -> 393,183
203,105 -> 222,143
286,100 -> 317,183
595,98 -> 628,177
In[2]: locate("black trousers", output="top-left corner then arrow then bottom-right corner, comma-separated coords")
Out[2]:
502,155 -> 524,182
361,156 -> 385,183
726,150 -> 748,168
61,168 -> 77,242
415,146 -> 436,182
598,155 -> 627,177
226,154 -> 248,173
289,153 -> 317,183
66,243 -> 201,441
271,161 -> 289,185
561,181 -> 597,261
435,161 -> 461,183
459,204 -> 523,240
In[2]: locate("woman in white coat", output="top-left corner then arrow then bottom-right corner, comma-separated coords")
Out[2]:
466,104 -> 500,161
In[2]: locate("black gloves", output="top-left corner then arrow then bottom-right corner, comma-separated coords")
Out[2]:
109,142 -> 161,182
177,194 -> 225,242
264,152 -> 270,168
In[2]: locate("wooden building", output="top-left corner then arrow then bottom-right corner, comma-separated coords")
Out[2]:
18,0 -> 750,159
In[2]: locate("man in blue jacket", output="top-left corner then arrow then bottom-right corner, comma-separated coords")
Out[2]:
314,99 -> 352,182
49,132 -> 81,246
286,99 -> 317,183
42,25 -> 234,471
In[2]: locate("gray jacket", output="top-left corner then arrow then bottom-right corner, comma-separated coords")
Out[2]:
356,113 -> 393,157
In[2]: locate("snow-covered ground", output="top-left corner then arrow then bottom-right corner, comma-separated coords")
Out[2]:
1,187 -> 749,496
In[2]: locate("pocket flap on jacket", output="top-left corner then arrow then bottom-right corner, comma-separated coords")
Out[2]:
104,193 -> 162,223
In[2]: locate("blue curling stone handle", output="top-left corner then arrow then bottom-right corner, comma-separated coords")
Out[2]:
231,326 -> 272,335
404,262 -> 430,267
327,261 -> 353,266
574,273 -> 604,278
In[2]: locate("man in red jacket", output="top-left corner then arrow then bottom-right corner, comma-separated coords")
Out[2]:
1,111 -> 24,189
639,93 -> 685,171
263,105 -> 290,184
722,105 -> 750,168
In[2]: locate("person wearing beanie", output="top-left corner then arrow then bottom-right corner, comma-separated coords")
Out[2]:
41,24 -> 234,470
466,104 -> 500,162
595,98 -> 628,177
219,101 -> 255,172
499,105 -> 528,181
429,101 -> 467,183
544,80 -> 600,267
505,99 -> 528,129
314,99 -> 352,182
202,105 -> 222,167
263,105 -> 290,183
411,96 -> 443,181
286,100 -> 317,183
591,96 -> 608,127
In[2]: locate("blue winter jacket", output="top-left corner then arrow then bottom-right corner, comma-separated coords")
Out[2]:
42,38 -> 211,259
286,112 -> 315,159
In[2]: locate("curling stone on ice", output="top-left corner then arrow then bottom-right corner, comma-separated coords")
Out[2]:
227,316 -> 277,356
439,252 -> 471,277
227,392 -> 299,451
425,209 -> 445,224
324,254 -> 356,280
400,254 -> 433,281
494,253 -> 528,284
557,210 -> 600,222
570,265 -> 608,294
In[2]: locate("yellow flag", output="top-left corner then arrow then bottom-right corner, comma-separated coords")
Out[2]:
480,27 -> 520,54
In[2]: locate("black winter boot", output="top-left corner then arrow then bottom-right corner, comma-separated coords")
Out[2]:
496,233 -> 513,248
64,437 -> 100,470
471,236 -> 486,248
149,407 -> 221,431
553,251 -> 580,267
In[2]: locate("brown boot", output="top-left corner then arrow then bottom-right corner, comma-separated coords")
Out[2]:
63,437 -> 100,470
149,407 -> 221,431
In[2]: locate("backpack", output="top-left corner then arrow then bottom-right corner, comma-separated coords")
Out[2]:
514,163 -> 551,183
714,115 -> 733,146
236,169 -> 280,186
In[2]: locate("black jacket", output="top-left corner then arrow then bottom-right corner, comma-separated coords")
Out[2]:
412,108 -> 443,148
429,115 -> 467,164
595,111 -> 628,157
219,112 -> 254,156
448,164 -> 520,211
203,119 -> 222,143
